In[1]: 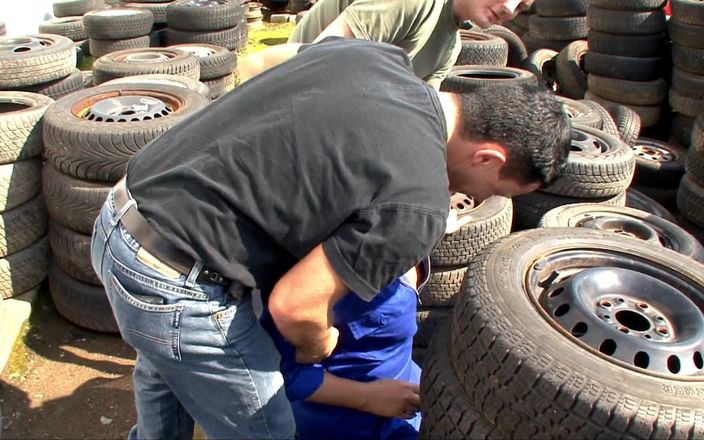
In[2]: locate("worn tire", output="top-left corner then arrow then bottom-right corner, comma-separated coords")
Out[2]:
529,15 -> 588,41
671,0 -> 704,25
584,51 -> 661,82
20,69 -> 85,100
202,74 -> 235,99
626,187 -> 676,223
0,92 -> 53,164
83,7 -> 155,39
587,0 -> 666,9
420,266 -> 467,307
414,307 -> 452,349
685,148 -> 704,186
587,74 -> 667,106
678,175 -> 704,228
522,49 -> 558,91
0,158 -> 42,213
165,26 -> 243,51
483,24 -> 528,67
582,99 -> 620,138
669,89 -> 704,118
535,0 -> 587,16
632,137 -> 687,186
672,44 -> 704,76
672,67 -> 704,100
456,30 -> 509,67
585,90 -> 661,127
669,19 -> 704,49
166,0 -> 243,31
38,16 -> 87,41
513,190 -> 625,229
587,30 -> 666,58
168,43 -> 236,80
0,236 -> 48,299
49,221 -> 101,285
693,115 -> 704,153
439,66 -> 538,92
0,196 -> 48,259
102,73 -> 210,98
92,48 -> 200,84
53,0 -> 106,17
607,104 -> 641,146
557,96 -> 602,128
555,40 -> 587,99
0,34 -> 77,88
587,7 -> 666,35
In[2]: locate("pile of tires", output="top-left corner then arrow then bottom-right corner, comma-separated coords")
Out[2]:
39,16 -> 89,60
585,0 -> 669,129
246,2 -> 265,30
41,82 -> 209,331
0,34 -> 84,100
91,47 -> 200,84
504,2 -> 534,36
668,0 -> 704,146
630,136 -> 686,210
679,116 -> 704,243
421,227 -> 704,438
83,7 -> 154,58
454,30 -> 509,67
168,43 -> 236,98
0,92 -> 53,300
413,194 -> 513,364
523,0 -> 588,53
165,0 -> 247,51
117,0 -> 174,44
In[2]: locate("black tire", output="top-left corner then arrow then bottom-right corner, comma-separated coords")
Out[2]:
626,187 -> 676,223
668,19 -> 704,49
686,148 -> 704,186
513,11 -> 533,28
521,49 -> 558,91
89,36 -> 151,59
450,228 -> 704,438
0,158 -> 42,213
632,183 -> 679,211
439,66 -> 538,93
582,99 -> 620,138
584,90 -> 662,128
420,266 -> 467,307
483,24 -> 528,67
102,73 -> 210,98
431,195 -> 513,266
529,15 -> 588,41
48,262 -> 118,333
53,0 -> 106,17
543,124 -> 635,198
43,83 -> 209,182
92,48 -> 200,85
670,114 -> 694,148
587,7 -> 666,34
672,44 -> 704,76
121,1 -> 169,24
456,30 -> 509,67
513,190 -> 625,230
202,74 -> 235,99
693,115 -> 704,153
587,74 -> 667,106
535,0 -> 587,16
41,163 -> 111,235
539,203 -> 704,261
165,26 -> 242,51
677,175 -> 704,228
0,196 -> 48,259
587,30 -> 666,57
557,96 -> 602,128
49,221 -> 101,285
671,0 -> 704,25
166,0 -> 243,31
586,0 -> 667,9
414,307 -> 452,348
0,92 -> 54,164
608,104 -> 641,147
669,89 -> 704,118
632,137 -> 686,186
168,43 -> 236,80
672,67 -> 704,99
0,34 -> 77,89
38,16 -> 87,41
555,40 -> 587,99
0,236 -> 48,299
419,323 -> 501,440
584,51 -> 661,82
521,33 -> 570,52
21,69 -> 85,100
83,7 -> 155,39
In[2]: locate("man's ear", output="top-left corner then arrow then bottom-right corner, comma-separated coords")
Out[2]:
471,142 -> 508,167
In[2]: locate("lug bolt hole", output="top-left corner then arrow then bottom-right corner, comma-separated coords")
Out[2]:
657,327 -> 668,336
599,300 -> 612,308
638,303 -> 649,309
619,327 -> 630,334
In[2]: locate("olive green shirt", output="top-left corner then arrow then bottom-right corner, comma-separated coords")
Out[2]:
289,0 -> 461,89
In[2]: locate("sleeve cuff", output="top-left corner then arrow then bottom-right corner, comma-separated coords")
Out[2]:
284,363 -> 325,402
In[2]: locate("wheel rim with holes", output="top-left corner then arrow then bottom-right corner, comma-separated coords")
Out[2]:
570,126 -> 612,156
526,250 -> 704,378
632,137 -> 677,163
71,90 -> 183,122
0,37 -> 50,54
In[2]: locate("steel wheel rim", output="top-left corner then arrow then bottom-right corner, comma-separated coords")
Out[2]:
0,37 -> 50,54
526,249 -> 704,378
71,90 -> 183,121
632,138 -> 675,163
570,127 -> 610,156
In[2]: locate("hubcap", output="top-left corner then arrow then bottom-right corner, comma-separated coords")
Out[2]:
123,52 -> 172,63
185,0 -> 227,6
570,128 -> 607,155
83,95 -> 172,122
0,37 -> 48,54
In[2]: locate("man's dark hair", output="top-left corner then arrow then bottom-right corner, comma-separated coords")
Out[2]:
455,84 -> 572,187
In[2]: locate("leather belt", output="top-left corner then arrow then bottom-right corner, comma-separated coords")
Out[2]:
113,178 -> 232,287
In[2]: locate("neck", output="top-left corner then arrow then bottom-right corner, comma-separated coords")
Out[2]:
437,92 -> 459,143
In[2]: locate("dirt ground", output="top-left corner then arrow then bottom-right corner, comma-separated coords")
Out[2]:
1,285 -> 137,439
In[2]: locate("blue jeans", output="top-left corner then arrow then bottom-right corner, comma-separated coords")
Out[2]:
91,190 -> 295,440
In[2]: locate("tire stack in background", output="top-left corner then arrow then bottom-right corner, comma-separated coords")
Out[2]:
679,116 -> 704,243
0,91 -> 54,301
165,0 -> 247,52
668,0 -> 704,147
413,194 -> 513,366
523,0 -> 588,53
584,0 -> 669,130
41,81 -> 210,332
118,0 -> 174,46
83,7 -> 154,58
454,29 -> 509,67
246,2 -> 265,30
91,47 -> 200,84
504,1 -> 534,36
169,43 -> 236,99
39,16 -> 89,64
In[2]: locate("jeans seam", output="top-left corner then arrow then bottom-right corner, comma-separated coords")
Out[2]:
235,344 -> 275,439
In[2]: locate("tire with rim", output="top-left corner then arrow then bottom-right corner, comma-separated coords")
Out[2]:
43,83 -> 209,182
450,227 -> 704,438
557,96 -> 602,128
439,66 -> 538,93
83,8 -> 154,39
626,187 -> 676,223
632,137 -> 686,187
166,0 -> 243,31
0,34 -> 76,89
0,92 -> 54,164
513,190 -> 626,230
539,203 -> 704,261
102,73 -> 210,98
89,36 -> 151,59
168,43 -> 236,80
92,48 -> 200,85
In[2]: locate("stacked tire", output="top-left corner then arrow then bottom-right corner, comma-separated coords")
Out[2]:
39,16 -> 89,61
117,0 -> 174,45
455,30 -> 509,67
679,116 -> 704,243
84,7 -> 154,58
513,123 -> 635,229
668,0 -> 704,146
585,0 -> 669,128
166,0 -> 247,51
1,34 -> 84,100
523,0 -> 588,53
246,2 -> 265,30
169,43 -> 235,99
630,136 -> 686,210
414,194 -> 513,365
41,82 -> 210,332
0,92 -> 53,300
504,2 -> 534,36
91,47 -> 200,84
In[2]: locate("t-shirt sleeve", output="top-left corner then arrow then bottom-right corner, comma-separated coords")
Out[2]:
323,204 -> 446,301
341,0 -> 432,43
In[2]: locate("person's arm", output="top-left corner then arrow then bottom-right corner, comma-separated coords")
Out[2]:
425,33 -> 462,90
237,43 -> 303,84
268,243 -> 349,363
313,15 -> 356,42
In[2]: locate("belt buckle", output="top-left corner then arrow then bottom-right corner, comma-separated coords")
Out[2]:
198,268 -> 228,286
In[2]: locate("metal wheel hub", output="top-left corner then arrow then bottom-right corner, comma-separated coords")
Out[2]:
84,95 -> 172,122
577,215 -> 662,245
175,46 -> 215,58
185,0 -> 227,7
0,37 -> 48,54
632,139 -> 673,162
123,52 -> 172,63
539,266 -> 704,376
570,128 -> 606,155
450,192 -> 476,216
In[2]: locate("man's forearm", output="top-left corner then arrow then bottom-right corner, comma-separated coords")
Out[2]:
238,43 -> 303,83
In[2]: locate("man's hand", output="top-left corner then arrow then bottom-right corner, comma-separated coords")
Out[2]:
295,326 -> 340,363
360,380 -> 421,419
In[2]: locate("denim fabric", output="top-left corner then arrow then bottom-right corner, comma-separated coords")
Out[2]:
91,190 -> 295,440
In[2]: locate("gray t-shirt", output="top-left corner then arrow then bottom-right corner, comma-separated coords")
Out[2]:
126,38 -> 450,300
